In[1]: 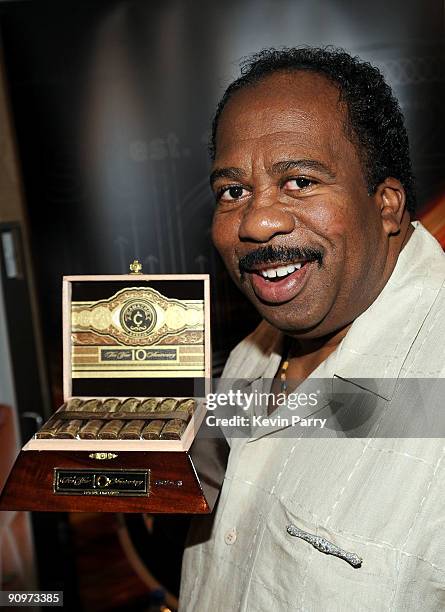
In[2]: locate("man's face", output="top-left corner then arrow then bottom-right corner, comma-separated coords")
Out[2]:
211,71 -> 392,337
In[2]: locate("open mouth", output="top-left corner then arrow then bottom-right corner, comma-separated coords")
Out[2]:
247,260 -> 313,304
257,261 -> 305,281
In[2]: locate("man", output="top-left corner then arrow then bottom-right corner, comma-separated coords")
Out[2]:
180,47 -> 445,610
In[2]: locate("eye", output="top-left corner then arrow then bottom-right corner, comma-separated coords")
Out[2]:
217,185 -> 250,203
283,177 -> 315,191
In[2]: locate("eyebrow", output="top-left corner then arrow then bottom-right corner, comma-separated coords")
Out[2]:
209,167 -> 246,187
210,158 -> 336,188
271,159 -> 336,180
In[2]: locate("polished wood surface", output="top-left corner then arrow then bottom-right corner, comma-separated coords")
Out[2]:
0,450 -> 211,513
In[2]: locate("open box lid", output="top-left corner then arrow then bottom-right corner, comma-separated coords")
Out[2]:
63,274 -> 211,400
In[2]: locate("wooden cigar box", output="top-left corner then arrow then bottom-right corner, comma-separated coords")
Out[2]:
0,267 -> 228,513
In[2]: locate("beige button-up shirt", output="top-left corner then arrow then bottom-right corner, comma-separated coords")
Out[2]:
180,222 -> 445,611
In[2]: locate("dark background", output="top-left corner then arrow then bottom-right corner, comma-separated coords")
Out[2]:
0,1 -> 444,609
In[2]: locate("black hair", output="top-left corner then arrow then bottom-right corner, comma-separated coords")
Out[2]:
210,46 -> 416,214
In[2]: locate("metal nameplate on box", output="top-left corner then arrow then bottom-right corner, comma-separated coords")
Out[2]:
53,468 -> 150,497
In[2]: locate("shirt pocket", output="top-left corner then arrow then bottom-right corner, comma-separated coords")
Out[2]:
248,496 -> 399,612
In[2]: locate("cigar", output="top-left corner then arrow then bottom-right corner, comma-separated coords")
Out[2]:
178,398 -> 196,416
56,399 -> 103,439
79,419 -> 104,439
120,398 -> 159,439
56,419 -> 83,439
35,418 -> 65,439
119,398 -> 144,439
141,420 -> 164,439
59,398 -> 84,412
120,420 -> 145,439
58,398 -> 104,421
102,398 -> 121,412
81,399 -> 104,413
120,398 -> 140,413
160,398 -> 196,440
138,398 -> 159,414
97,419 -> 124,439
141,398 -> 170,440
158,398 -> 179,413
97,398 -> 129,439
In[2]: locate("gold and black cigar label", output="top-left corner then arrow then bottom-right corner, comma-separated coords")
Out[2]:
53,468 -> 150,496
71,287 -> 205,379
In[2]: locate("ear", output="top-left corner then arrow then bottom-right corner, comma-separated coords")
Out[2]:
374,177 -> 407,235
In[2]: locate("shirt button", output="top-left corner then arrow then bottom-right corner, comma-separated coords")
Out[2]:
224,528 -> 237,545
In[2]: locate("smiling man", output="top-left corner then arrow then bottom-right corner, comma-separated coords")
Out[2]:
180,48 -> 445,611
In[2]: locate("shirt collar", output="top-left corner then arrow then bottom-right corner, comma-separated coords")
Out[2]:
333,221 -> 445,399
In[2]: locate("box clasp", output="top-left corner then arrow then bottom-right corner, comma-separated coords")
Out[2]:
129,259 -> 143,274
88,452 -> 118,460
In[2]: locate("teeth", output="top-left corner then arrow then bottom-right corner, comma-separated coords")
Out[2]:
260,262 -> 304,279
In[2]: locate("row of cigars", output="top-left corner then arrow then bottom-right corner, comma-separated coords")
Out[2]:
35,397 -> 196,440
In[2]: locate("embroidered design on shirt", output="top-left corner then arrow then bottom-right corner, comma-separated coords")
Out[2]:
286,523 -> 362,568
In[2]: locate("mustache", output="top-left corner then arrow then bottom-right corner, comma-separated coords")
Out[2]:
239,245 -> 324,273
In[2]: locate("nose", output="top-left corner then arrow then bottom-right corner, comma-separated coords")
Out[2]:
238,199 -> 295,243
